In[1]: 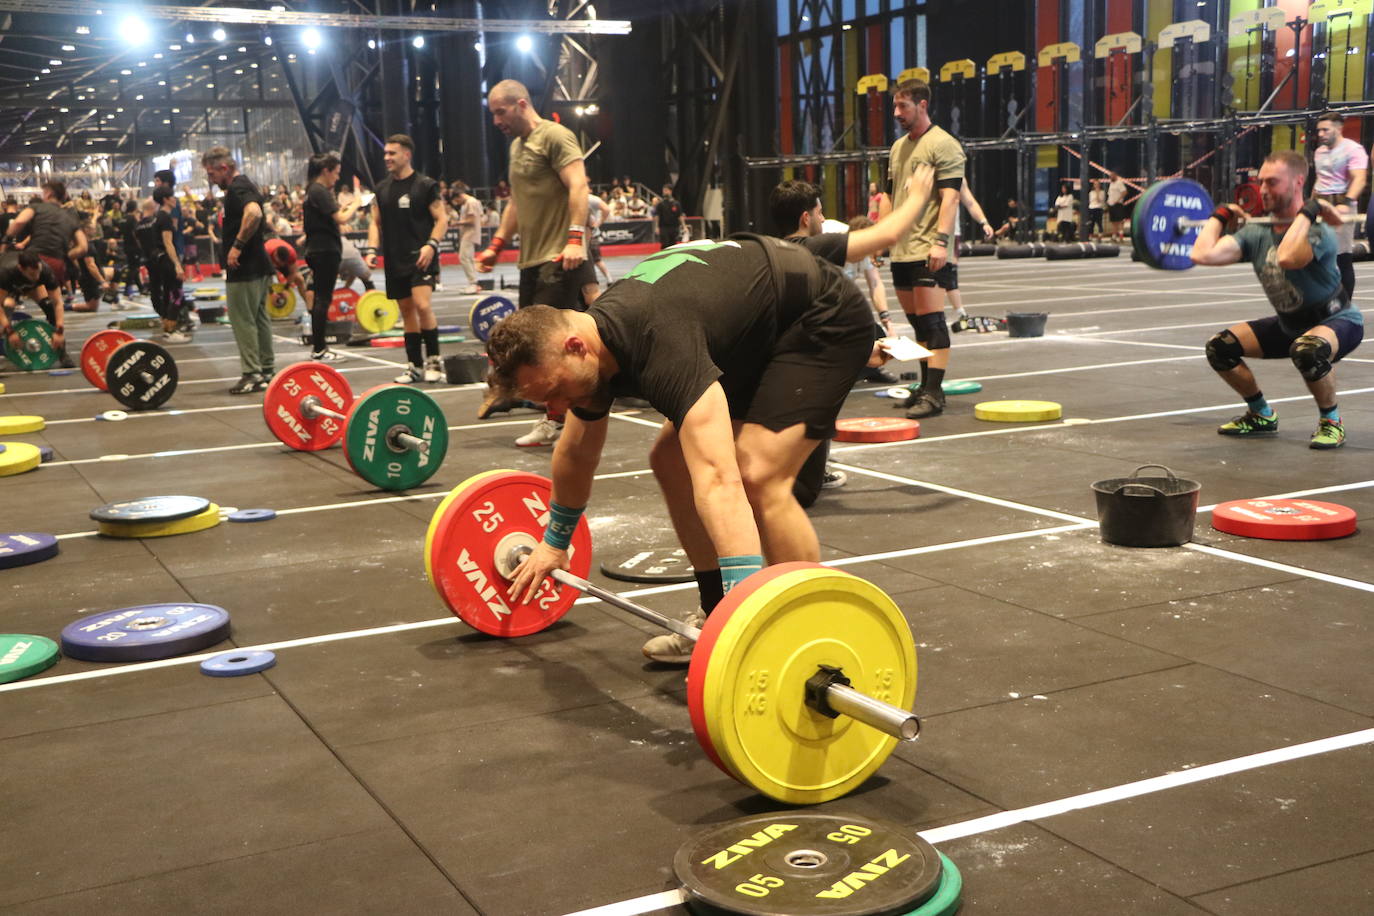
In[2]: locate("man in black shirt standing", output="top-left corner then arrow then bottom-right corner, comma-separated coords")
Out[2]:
302,151 -> 363,362
652,185 -> 685,249
365,134 -> 448,383
203,146 -> 275,394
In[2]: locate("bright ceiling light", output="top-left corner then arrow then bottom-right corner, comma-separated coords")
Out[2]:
412,35 -> 425,48
515,34 -> 533,53
118,15 -> 150,45
212,27 -> 227,41
301,27 -> 322,49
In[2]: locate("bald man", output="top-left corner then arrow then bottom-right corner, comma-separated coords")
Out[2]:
476,79 -> 598,447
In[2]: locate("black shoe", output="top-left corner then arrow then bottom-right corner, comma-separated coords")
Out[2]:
58,351 -> 76,369
898,386 -> 924,409
860,366 -> 899,384
905,390 -> 945,419
228,373 -> 262,395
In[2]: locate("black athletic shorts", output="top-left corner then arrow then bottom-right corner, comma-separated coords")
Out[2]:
891,259 -> 957,291
383,260 -> 439,301
1246,314 -> 1364,361
518,259 -> 597,310
1108,202 -> 1129,222
737,290 -> 874,440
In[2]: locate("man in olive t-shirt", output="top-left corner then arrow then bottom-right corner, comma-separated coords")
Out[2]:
477,78 -> 599,447
881,80 -> 965,421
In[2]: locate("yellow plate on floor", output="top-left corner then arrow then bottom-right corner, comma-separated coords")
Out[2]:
974,399 -> 1062,422
0,441 -> 42,477
0,415 -> 45,435
98,503 -> 222,539
0,381 -> 6,394
265,283 -> 297,320
691,564 -> 917,805
355,290 -> 401,334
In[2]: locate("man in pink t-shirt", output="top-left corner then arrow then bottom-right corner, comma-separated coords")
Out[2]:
1312,112 -> 1368,300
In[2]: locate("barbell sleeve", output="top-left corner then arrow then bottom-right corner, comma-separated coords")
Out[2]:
529,554 -> 919,742
1178,212 -> 1362,229
299,396 -> 348,423
390,430 -> 431,454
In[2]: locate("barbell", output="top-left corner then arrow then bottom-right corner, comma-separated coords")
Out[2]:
1131,177 -> 1363,271
262,361 -> 448,490
425,470 -> 921,804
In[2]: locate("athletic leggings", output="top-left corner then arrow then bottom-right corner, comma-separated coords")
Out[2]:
305,252 -> 341,352
147,257 -> 182,323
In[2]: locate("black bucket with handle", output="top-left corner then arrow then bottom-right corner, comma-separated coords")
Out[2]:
1092,464 -> 1201,547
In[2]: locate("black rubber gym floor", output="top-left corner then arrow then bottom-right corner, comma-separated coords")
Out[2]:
3,254 -> 1372,915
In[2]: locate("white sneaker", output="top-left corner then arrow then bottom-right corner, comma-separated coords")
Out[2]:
515,416 -> 563,447
162,331 -> 192,343
394,363 -> 423,384
821,466 -> 847,489
433,282 -> 444,292
310,348 -> 344,362
462,284 -> 481,294
642,608 -> 706,664
423,354 -> 444,383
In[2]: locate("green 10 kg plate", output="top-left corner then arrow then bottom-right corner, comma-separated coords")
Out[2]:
2,319 -> 58,371
343,384 -> 449,490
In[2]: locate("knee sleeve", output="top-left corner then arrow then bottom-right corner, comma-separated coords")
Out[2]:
1205,329 -> 1244,372
913,311 -> 950,350
1290,335 -> 1333,382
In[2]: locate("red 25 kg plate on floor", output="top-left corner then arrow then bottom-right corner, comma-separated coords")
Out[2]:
81,329 -> 135,391
834,417 -> 920,443
426,470 -> 593,636
327,288 -> 360,322
1211,498 -> 1357,541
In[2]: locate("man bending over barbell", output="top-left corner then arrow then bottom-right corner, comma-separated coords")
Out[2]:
1190,149 -> 1361,450
486,228 -> 917,664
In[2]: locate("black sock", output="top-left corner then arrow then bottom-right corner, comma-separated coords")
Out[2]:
695,568 -> 724,615
421,327 -> 440,357
925,366 -> 946,394
404,332 -> 422,367
362,278 -> 375,291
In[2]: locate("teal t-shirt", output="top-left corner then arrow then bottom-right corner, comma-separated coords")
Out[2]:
1234,221 -> 1359,330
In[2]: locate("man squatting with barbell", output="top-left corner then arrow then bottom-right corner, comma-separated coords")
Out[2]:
1190,149 -> 1362,450
489,167 -> 938,665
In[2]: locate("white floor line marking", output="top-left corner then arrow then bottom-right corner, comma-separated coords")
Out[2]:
834,461 -> 1374,593
1198,478 -> 1374,511
565,727 -> 1374,916
1183,543 -> 1374,593
831,385 -> 1374,454
13,362 -> 405,402
919,726 -> 1374,845
49,467 -> 656,538
43,413 -> 543,467
2,522 -> 1089,694
828,462 -> 1089,523
37,380 -> 490,426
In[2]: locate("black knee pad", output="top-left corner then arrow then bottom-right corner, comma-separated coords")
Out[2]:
1290,335 -> 1333,382
913,312 -> 950,350
1205,329 -> 1244,372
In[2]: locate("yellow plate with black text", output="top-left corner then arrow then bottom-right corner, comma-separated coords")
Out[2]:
98,503 -> 222,539
688,563 -> 918,804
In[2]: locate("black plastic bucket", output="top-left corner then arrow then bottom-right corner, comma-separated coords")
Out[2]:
1006,312 -> 1049,337
1092,464 -> 1201,547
